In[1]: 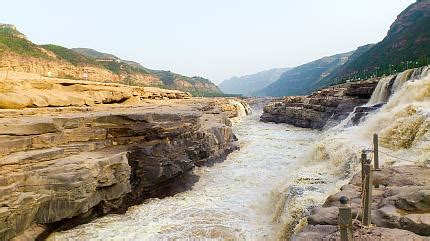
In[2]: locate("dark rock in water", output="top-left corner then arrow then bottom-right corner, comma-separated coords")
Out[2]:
350,103 -> 384,125
260,81 -> 378,129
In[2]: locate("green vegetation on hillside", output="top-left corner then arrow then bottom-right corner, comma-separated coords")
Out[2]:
0,30 -> 47,58
0,24 -> 223,95
72,48 -> 118,60
324,0 -> 430,86
41,44 -> 99,66
0,25 -> 25,37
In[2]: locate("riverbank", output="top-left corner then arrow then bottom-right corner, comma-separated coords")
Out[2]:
47,110 -> 321,240
261,66 -> 430,239
293,165 -> 430,240
0,74 -> 251,240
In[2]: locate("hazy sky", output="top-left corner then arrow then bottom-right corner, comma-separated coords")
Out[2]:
1,0 -> 415,83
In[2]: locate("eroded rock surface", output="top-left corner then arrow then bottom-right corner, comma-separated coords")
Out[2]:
260,81 -> 377,129
294,166 -> 430,239
0,77 -> 250,240
0,75 -> 191,110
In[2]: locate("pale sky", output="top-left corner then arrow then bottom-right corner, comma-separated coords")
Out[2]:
1,0 -> 415,83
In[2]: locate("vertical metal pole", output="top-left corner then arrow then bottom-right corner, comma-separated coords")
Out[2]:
362,160 -> 373,226
339,196 -> 353,241
361,150 -> 366,190
373,134 -> 379,170
373,134 -> 379,188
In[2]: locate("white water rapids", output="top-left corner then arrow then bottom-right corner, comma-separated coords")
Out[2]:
50,67 -> 430,240
49,112 -> 348,240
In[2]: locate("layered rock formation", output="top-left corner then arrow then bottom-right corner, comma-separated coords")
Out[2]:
260,81 -> 377,129
0,75 -> 249,240
0,72 -> 191,109
293,166 -> 430,239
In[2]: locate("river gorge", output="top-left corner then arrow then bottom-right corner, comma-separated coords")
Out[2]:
0,67 -> 429,240
48,110 -> 347,240
49,66 -> 430,240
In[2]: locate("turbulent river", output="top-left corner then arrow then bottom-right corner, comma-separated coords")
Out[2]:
50,67 -> 430,240
49,112 -> 347,240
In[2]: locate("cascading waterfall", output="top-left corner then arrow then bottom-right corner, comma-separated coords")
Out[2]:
273,66 -> 430,237
311,67 -> 430,176
368,66 -> 430,105
367,76 -> 394,105
229,99 -> 252,122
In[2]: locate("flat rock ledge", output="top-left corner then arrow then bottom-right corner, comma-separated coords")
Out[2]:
293,166 -> 430,240
260,81 -> 377,129
0,77 -> 251,240
0,77 -> 192,110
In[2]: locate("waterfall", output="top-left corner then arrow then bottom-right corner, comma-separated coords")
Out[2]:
367,76 -> 394,105
273,66 -> 430,237
229,99 -> 252,118
312,69 -> 430,174
369,66 -> 430,106
391,69 -> 412,93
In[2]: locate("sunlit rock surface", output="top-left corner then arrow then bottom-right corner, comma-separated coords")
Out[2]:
294,166 -> 430,239
0,74 -> 250,240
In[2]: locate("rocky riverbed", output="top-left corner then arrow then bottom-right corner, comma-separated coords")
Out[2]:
0,73 -> 251,240
265,66 -> 430,239
293,166 -> 430,240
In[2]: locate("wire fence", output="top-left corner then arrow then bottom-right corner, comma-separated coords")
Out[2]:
338,133 -> 428,239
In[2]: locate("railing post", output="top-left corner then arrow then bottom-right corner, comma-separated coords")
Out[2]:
339,196 -> 353,241
361,150 -> 366,190
362,159 -> 373,226
373,134 -> 380,188
373,134 -> 379,170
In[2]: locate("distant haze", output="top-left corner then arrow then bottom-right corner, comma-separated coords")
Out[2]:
0,0 -> 415,83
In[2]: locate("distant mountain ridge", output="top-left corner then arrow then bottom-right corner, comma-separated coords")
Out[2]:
326,0 -> 430,82
218,67 -> 290,96
256,0 -> 430,97
0,25 -> 222,96
256,51 -> 355,96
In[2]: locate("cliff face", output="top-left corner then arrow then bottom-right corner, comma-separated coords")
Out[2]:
0,25 -> 222,96
260,81 -> 377,129
329,0 -> 430,81
0,75 -> 249,240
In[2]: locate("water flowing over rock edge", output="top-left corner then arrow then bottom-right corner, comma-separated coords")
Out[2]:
262,66 -> 430,239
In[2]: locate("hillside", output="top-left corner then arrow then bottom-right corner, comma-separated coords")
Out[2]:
218,67 -> 290,96
0,24 -> 222,96
327,0 -> 430,82
256,0 -> 430,97
71,48 -> 221,96
257,52 -> 353,96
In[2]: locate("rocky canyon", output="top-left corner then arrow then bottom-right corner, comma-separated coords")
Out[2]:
0,71 -> 250,240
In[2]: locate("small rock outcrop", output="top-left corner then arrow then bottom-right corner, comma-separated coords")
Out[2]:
260,81 -> 377,129
293,166 -> 430,239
